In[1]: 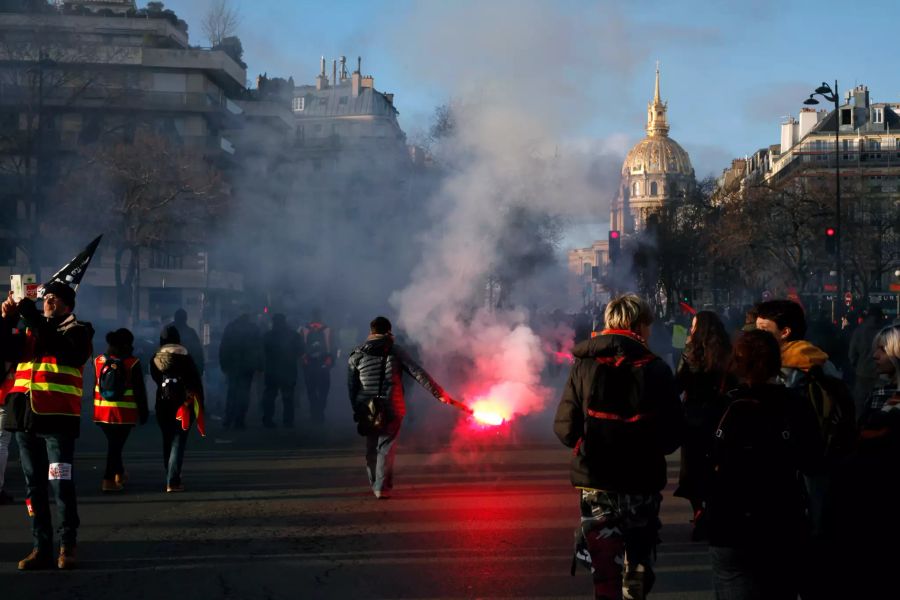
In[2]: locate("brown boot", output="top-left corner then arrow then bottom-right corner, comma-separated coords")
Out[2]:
57,545 -> 77,570
17,548 -> 54,571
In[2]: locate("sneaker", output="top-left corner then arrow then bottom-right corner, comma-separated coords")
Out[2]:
0,490 -> 14,505
101,479 -> 124,493
373,490 -> 391,499
166,483 -> 185,493
114,472 -> 129,485
57,545 -> 77,570
17,548 -> 54,571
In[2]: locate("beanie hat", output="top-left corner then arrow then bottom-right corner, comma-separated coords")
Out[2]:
42,281 -> 76,309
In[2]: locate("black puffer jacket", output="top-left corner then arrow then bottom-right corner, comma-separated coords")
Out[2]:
554,330 -> 683,494
347,334 -> 444,420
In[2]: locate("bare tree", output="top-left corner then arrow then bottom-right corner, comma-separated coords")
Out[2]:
201,0 -> 240,47
51,130 -> 225,325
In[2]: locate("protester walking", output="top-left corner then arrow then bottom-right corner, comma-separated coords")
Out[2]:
827,324 -> 900,597
92,328 -> 148,492
348,316 -> 452,499
151,326 -> 205,492
262,314 -> 304,428
302,309 -> 333,423
219,308 -> 261,430
554,294 -> 683,600
1,282 -> 94,570
706,330 -> 823,599
674,310 -> 734,542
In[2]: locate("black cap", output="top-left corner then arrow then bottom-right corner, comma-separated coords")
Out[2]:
41,281 -> 76,309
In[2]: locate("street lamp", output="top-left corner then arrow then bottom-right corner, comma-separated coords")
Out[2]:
803,80 -> 842,297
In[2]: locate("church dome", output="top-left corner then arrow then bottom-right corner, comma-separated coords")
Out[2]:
622,135 -> 693,176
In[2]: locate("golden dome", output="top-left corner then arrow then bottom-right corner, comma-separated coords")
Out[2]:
622,135 -> 693,176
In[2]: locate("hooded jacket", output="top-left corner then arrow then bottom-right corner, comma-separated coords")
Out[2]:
347,334 -> 444,420
150,344 -> 204,423
554,330 -> 683,493
779,339 -> 840,389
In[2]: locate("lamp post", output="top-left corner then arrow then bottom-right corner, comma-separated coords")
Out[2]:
804,81 -> 842,297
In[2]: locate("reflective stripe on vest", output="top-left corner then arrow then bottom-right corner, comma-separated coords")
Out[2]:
9,332 -> 84,417
92,355 -> 140,425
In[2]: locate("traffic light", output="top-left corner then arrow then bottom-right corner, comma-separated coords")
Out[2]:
825,227 -> 837,255
608,230 -> 621,263
681,290 -> 692,304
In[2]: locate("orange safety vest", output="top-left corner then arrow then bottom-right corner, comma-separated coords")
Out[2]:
92,355 -> 140,425
9,329 -> 84,417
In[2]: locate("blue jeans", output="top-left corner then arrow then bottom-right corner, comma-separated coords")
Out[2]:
366,418 -> 402,493
16,432 -> 79,550
710,545 -> 798,600
160,419 -> 191,487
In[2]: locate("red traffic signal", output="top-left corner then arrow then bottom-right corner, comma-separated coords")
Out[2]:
608,230 -> 621,263
826,227 -> 836,236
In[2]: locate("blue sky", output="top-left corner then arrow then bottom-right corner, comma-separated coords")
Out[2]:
166,0 -> 900,178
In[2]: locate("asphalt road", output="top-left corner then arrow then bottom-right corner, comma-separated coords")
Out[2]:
0,410 -> 714,600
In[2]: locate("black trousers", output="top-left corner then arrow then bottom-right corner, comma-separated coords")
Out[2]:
262,380 -> 295,425
303,366 -> 331,423
98,423 -> 133,480
224,372 -> 254,427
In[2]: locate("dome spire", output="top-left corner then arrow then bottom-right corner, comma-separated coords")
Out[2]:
647,62 -> 669,137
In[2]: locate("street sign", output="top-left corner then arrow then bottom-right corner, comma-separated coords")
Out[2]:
823,283 -> 838,292
890,282 -> 900,292
824,295 -> 836,301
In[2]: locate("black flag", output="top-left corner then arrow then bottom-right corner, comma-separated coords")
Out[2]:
39,235 -> 103,297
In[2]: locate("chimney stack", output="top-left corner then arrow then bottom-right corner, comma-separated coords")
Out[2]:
316,54 -> 328,90
351,55 -> 362,97
340,56 -> 347,81
332,59 -> 337,88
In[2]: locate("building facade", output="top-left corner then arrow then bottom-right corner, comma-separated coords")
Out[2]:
719,84 -> 900,299
612,67 -> 695,233
0,1 -> 246,330
568,67 -> 695,304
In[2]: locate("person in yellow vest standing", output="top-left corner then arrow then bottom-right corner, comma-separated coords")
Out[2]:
93,328 -> 148,492
0,282 -> 94,571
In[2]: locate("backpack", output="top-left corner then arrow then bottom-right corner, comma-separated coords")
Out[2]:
710,395 -> 801,522
802,365 -> 856,460
98,355 -> 127,401
306,325 -> 328,363
582,352 -> 657,459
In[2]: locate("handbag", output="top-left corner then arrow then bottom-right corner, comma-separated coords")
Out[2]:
356,345 -> 390,436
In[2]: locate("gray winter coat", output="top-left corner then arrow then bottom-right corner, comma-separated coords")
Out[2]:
347,334 -> 444,420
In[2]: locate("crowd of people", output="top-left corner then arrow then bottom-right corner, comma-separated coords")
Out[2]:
2,280 -> 899,600
557,293 -> 900,600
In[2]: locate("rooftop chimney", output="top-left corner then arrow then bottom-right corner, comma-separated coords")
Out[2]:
316,55 -> 328,90
340,56 -> 347,81
332,59 -> 337,89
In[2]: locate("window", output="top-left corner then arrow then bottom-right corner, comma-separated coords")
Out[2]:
632,182 -> 640,196
650,181 -> 658,196
841,109 -> 852,126
292,97 -> 305,112
872,108 -> 883,124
